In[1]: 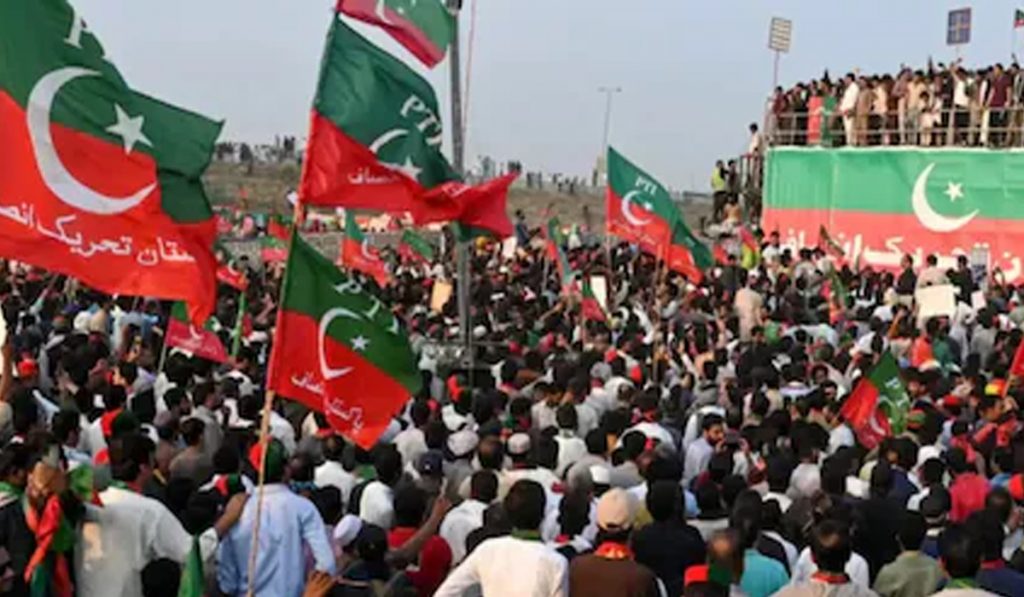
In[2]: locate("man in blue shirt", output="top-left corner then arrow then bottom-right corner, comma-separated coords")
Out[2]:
218,439 -> 336,597
733,507 -> 789,597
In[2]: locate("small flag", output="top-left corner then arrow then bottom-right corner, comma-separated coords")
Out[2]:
177,537 -> 204,597
1015,8 -> 1024,28
337,0 -> 454,68
819,225 -> 846,260
166,302 -> 228,364
230,292 -> 250,359
581,278 -> 607,323
398,229 -> 435,263
214,241 -> 247,290
839,352 -> 910,449
342,216 -> 390,287
738,226 -> 761,269
267,214 -> 292,242
267,232 -> 421,448
260,236 -> 288,263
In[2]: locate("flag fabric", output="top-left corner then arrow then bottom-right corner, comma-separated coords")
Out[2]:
337,0 -> 454,68
267,214 -> 291,241
738,226 -> 761,269
267,232 -> 422,448
0,0 -> 221,325
214,241 -> 247,290
606,147 -> 678,256
544,217 -> 565,262
665,219 -> 714,283
818,225 -> 846,260
545,217 -> 577,293
581,278 -> 607,323
260,236 -> 288,263
839,352 -> 911,450
177,537 -> 204,597
342,216 -> 390,286
1016,8 -> 1024,27
399,229 -> 435,263
166,302 -> 228,364
1011,339 -> 1024,378
298,16 -> 515,231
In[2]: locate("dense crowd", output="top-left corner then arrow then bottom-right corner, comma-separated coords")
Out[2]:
2,217 -> 1024,597
769,60 -> 1024,148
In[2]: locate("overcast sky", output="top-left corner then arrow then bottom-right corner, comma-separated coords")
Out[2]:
76,0 -> 1024,190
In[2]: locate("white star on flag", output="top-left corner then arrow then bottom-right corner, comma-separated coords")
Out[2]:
393,157 -> 422,181
351,335 -> 371,352
106,104 -> 152,155
944,181 -> 964,202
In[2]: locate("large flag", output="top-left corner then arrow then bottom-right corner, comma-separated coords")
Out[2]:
0,0 -> 221,324
342,216 -> 390,286
165,302 -> 228,364
763,148 -> 1024,282
299,15 -> 515,231
839,352 -> 911,449
268,233 -> 421,447
399,229 -> 435,263
337,0 -> 454,68
606,147 -> 678,256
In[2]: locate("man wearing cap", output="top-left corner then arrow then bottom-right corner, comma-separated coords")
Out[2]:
217,439 -> 335,596
435,480 -> 568,597
569,487 -> 661,596
445,430 -> 479,502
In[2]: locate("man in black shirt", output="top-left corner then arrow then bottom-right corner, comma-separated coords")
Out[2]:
633,480 -> 707,597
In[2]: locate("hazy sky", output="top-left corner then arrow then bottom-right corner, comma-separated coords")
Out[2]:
76,0 -> 1024,190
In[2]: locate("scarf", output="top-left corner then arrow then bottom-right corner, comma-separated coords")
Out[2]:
23,495 -> 74,597
594,541 -> 634,560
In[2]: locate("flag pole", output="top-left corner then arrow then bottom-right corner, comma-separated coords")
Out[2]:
245,201 -> 303,597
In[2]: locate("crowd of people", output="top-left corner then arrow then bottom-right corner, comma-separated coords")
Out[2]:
769,60 -> 1024,148
1,214 -> 1024,597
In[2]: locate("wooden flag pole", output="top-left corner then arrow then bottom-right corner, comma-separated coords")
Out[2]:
246,200 -> 305,597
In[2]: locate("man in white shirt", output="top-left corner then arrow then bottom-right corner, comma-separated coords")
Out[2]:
393,400 -> 430,467
76,433 -> 247,597
435,479 -> 569,597
531,382 -> 561,431
684,413 -> 725,486
440,471 -> 498,564
358,444 -> 403,529
314,434 -> 356,504
840,74 -> 861,145
553,405 -> 587,477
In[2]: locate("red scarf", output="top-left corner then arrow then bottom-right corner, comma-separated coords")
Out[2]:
811,571 -> 849,585
24,495 -> 73,597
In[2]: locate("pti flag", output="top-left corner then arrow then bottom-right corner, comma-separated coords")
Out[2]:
342,216 -> 390,286
1016,8 -> 1024,28
298,16 -> 514,230
268,232 -> 421,448
763,148 -> 1024,282
260,236 -> 287,263
337,0 -> 453,68
606,147 -> 677,256
398,229 -> 434,263
665,218 -> 713,283
214,241 -> 247,290
839,352 -> 911,449
581,278 -> 607,323
0,0 -> 221,324
166,302 -> 228,364
267,214 -> 292,241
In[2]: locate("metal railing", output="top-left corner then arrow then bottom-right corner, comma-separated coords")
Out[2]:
765,105 -> 1024,148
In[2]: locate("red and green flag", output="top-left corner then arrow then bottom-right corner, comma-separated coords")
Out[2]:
298,14 -> 515,231
738,225 -> 761,269
260,236 -> 288,263
606,147 -> 677,256
230,292 -> 252,359
399,229 -> 435,263
665,218 -> 713,283
1015,8 -> 1024,28
267,214 -> 292,241
0,0 -> 222,325
581,278 -> 607,323
545,217 -> 577,293
214,241 -> 247,290
839,351 -> 911,449
268,232 -> 422,448
177,537 -> 204,597
342,216 -> 390,286
544,216 -> 566,262
337,0 -> 454,68
166,302 -> 228,364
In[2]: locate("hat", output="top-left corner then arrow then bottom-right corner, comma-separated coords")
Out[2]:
417,450 -> 444,477
447,430 -> 479,458
333,514 -> 363,549
589,465 -> 611,486
596,488 -> 637,531
507,432 -> 531,457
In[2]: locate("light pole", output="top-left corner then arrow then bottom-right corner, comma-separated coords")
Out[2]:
598,86 -> 622,151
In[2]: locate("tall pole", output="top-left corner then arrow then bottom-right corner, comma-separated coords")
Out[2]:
772,50 -> 780,90
449,0 -> 472,373
598,86 -> 622,152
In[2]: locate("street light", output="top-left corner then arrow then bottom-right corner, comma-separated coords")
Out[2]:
598,86 -> 622,150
